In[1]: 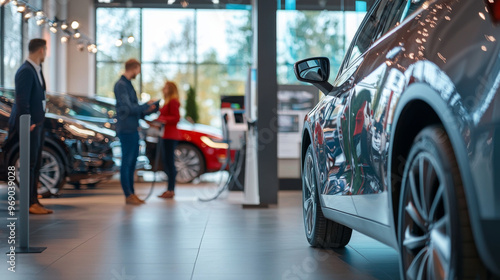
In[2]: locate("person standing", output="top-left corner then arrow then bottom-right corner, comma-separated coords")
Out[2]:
7,39 -> 52,214
156,81 -> 181,199
114,59 -> 159,205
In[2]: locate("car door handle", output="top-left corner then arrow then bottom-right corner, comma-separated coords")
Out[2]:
386,46 -> 404,61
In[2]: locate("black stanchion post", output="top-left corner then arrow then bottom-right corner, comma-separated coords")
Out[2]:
17,114 -> 46,253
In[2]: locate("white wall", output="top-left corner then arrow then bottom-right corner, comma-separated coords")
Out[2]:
65,0 -> 95,96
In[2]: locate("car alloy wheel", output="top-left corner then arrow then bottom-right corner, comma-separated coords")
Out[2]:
174,143 -> 204,183
303,147 -> 317,238
400,151 -> 452,280
398,126 -> 485,280
15,147 -> 64,196
302,144 -> 352,248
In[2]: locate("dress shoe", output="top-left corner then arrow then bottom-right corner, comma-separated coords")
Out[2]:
125,194 -> 143,205
37,203 -> 54,214
132,194 -> 146,204
158,191 -> 175,199
29,204 -> 52,214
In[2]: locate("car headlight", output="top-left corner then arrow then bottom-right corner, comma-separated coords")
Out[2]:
200,136 -> 228,149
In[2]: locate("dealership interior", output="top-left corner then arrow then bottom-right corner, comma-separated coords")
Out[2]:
1,0 -> 500,279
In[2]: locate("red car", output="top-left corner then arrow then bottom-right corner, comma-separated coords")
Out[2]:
70,95 -> 233,183
144,118 -> 232,183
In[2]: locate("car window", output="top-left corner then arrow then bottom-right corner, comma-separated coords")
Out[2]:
342,0 -> 409,71
400,0 -> 425,21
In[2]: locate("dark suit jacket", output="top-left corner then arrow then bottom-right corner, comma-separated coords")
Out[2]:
114,75 -> 159,133
8,61 -> 46,132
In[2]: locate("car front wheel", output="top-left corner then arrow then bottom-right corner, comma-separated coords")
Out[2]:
14,146 -> 65,196
175,143 -> 204,184
303,144 -> 352,248
398,126 -> 485,280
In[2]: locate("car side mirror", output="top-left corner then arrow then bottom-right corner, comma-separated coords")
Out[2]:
294,57 -> 334,94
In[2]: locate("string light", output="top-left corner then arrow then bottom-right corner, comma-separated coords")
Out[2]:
16,3 -> 26,12
3,0 -> 97,54
36,17 -> 45,26
24,11 -> 33,19
71,20 -> 80,29
115,38 -> 123,47
61,35 -> 69,44
127,35 -> 135,43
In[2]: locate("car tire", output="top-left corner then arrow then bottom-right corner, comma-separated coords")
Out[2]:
398,125 -> 486,280
175,143 -> 205,184
13,146 -> 65,196
302,144 -> 352,248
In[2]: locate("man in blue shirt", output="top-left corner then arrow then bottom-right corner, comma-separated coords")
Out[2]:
114,59 -> 159,205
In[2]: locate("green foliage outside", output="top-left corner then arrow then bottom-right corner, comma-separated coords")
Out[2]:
185,85 -> 199,123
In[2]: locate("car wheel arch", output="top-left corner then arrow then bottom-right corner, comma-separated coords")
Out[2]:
387,82 -> 491,273
301,126 -> 324,205
43,137 -> 70,175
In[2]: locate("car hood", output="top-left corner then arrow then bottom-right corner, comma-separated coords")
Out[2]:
46,112 -> 116,138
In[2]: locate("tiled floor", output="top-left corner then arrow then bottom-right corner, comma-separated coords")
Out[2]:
0,175 -> 400,280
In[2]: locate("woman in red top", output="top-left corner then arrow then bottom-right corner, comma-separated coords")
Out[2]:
155,81 -> 181,199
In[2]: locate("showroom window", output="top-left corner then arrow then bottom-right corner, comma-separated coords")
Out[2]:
0,0 -> 42,88
95,8 -> 252,126
277,6 -> 368,85
95,2 -> 372,126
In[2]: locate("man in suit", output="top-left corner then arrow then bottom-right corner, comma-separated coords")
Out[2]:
114,58 -> 159,205
8,38 -> 53,214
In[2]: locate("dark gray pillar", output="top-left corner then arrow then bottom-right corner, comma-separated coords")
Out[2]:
253,0 -> 278,205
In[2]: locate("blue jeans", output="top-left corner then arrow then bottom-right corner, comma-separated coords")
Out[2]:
118,131 -> 139,197
161,139 -> 178,191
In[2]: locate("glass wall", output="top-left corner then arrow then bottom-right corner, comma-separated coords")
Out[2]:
95,3 -> 369,127
2,5 -> 22,88
0,0 -> 43,88
96,8 -> 252,127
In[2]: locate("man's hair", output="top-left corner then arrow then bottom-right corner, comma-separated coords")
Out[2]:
28,39 -> 46,53
125,59 -> 141,71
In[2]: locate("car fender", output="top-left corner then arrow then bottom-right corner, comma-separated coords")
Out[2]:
388,82 -> 496,274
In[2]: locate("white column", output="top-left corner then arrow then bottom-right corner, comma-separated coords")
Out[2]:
66,0 -> 95,97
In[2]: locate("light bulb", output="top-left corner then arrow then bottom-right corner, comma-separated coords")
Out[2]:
0,0 -> 11,6
61,36 -> 69,44
92,47 -> 98,54
115,39 -> 123,47
17,4 -> 26,13
127,36 -> 135,43
167,0 -> 175,4
36,18 -> 45,26
71,20 -> 79,29
36,11 -> 44,17
73,31 -> 81,39
11,0 -> 17,6
50,26 -> 57,33
61,22 -> 68,30
24,12 -> 33,19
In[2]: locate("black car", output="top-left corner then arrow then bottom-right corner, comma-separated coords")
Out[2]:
295,0 -> 500,279
0,88 -> 117,195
